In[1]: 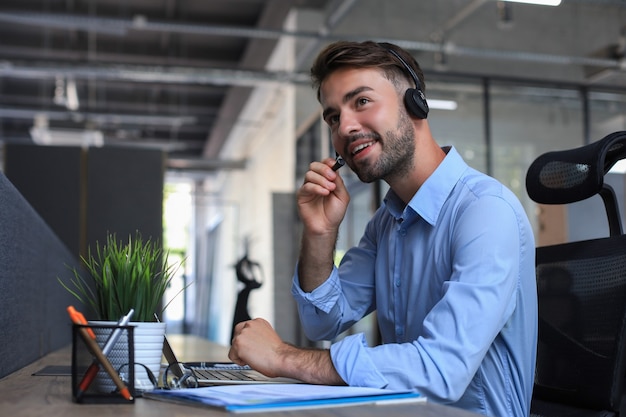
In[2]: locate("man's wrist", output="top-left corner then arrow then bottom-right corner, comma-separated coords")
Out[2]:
280,343 -> 345,386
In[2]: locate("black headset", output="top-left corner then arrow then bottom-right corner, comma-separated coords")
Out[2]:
385,47 -> 429,119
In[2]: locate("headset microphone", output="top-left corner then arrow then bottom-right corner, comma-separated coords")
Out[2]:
332,152 -> 345,171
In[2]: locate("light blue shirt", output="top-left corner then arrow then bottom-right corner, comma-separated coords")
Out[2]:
292,147 -> 537,417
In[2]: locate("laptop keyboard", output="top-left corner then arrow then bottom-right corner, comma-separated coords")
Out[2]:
191,368 -> 269,381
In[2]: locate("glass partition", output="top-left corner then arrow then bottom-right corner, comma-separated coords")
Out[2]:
490,82 -> 585,242
427,78 -> 486,173
590,90 -> 626,139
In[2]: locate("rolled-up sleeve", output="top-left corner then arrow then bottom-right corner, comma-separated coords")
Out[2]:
291,267 -> 341,314
329,333 -> 388,388
291,267 -> 347,341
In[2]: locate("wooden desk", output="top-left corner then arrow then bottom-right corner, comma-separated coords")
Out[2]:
0,334 -> 481,417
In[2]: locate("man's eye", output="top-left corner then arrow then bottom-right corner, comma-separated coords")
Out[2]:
328,115 -> 339,125
357,97 -> 369,106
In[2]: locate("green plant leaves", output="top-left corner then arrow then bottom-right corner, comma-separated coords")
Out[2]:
58,232 -> 185,322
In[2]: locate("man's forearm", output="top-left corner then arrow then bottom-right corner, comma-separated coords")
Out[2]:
298,231 -> 337,292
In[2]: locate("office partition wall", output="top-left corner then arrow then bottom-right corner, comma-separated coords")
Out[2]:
4,144 -> 164,259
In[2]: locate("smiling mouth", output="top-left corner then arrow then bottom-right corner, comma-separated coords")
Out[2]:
352,141 -> 375,155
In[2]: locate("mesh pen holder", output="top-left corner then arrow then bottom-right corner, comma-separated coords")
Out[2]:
71,323 -> 135,404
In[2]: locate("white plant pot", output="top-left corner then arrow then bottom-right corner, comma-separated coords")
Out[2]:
91,321 -> 166,395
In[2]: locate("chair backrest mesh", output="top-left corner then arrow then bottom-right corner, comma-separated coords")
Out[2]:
534,234 -> 626,411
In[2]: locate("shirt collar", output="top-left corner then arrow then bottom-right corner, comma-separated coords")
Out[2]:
383,146 -> 467,226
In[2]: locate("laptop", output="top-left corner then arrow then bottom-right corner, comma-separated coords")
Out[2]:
161,336 -> 301,386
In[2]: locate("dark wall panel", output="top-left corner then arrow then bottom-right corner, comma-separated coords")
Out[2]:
86,147 -> 164,248
4,145 -> 81,255
4,144 -> 165,257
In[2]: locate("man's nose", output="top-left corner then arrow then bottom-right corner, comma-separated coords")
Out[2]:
337,111 -> 361,137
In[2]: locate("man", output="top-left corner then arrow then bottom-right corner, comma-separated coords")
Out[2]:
229,40 -> 537,417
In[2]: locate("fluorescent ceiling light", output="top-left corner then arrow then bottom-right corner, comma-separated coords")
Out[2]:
500,0 -> 561,5
428,99 -> 458,111
65,79 -> 79,111
30,126 -> 104,147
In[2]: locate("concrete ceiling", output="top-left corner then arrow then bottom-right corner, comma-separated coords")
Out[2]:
0,0 -> 624,169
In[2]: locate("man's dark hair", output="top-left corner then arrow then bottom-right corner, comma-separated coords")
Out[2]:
310,40 -> 426,101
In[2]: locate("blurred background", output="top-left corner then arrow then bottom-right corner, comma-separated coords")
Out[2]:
0,0 -> 625,347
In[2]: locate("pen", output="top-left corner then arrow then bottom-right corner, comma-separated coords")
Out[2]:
76,309 -> 135,398
67,306 -> 134,401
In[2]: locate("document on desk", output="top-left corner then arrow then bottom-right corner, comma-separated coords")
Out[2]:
143,383 -> 425,413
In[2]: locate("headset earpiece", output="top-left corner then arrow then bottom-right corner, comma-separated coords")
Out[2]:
385,47 -> 429,119
404,88 -> 429,120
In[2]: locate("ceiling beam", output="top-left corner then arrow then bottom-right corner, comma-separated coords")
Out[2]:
202,0 -> 295,158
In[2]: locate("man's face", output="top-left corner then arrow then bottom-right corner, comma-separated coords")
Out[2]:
320,67 -> 415,183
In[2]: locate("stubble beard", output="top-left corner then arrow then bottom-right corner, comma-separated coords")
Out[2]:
355,111 -> 416,184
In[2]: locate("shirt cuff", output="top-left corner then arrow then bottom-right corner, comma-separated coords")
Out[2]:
291,265 -> 342,314
330,333 -> 388,388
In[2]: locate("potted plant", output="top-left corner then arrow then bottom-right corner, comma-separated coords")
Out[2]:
59,231 -> 185,393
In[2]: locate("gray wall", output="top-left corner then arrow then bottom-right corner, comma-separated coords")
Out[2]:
0,171 -> 83,378
272,192 -> 302,345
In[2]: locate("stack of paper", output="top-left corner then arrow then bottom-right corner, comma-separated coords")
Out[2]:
143,383 -> 425,413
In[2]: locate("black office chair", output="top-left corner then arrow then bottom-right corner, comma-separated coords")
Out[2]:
526,131 -> 626,417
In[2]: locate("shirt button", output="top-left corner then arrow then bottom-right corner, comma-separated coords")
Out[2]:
399,229 -> 407,236
395,280 -> 401,287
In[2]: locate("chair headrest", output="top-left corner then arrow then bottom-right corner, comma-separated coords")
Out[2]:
526,131 -> 626,204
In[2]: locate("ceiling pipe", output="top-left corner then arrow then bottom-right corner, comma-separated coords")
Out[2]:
167,157 -> 246,171
0,106 -> 197,126
0,52 -> 621,90
0,10 -> 623,73
0,61 -> 311,86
